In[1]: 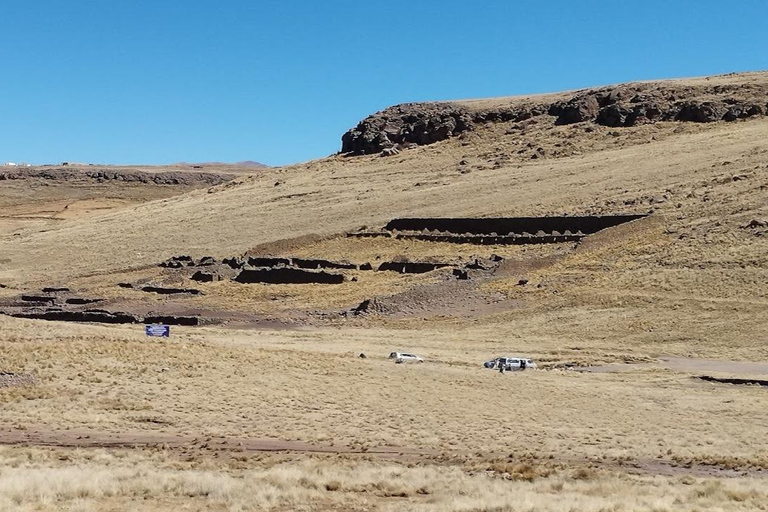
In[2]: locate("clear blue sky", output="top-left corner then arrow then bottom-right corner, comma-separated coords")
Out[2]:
2,1 -> 766,166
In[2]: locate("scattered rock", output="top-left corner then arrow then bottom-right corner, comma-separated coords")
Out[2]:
222,257 -> 245,269
191,271 -> 219,282
41,287 -> 69,293
381,146 -> 400,157
160,255 -> 194,268
352,299 -> 372,314
453,269 -> 469,280
742,219 -> 768,229
0,373 -> 36,388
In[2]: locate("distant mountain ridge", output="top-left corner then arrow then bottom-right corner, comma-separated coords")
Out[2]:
177,160 -> 269,168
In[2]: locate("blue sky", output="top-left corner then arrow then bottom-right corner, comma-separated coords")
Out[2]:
2,1 -> 766,166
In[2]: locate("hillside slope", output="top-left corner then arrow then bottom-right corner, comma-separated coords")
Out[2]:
1,72 -> 767,287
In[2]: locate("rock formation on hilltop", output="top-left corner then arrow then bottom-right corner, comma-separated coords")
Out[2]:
341,75 -> 768,155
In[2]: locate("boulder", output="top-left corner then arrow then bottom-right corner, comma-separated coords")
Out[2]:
197,256 -> 216,266
222,257 -> 245,269
742,219 -> 768,229
596,104 -> 634,127
191,271 -> 218,282
551,95 -> 600,125
675,101 -> 727,122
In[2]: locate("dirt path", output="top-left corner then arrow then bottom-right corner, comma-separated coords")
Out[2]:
0,428 -> 436,460
579,356 -> 768,376
1,428 -> 766,478
659,357 -> 768,375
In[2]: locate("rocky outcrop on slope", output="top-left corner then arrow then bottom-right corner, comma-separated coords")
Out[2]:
341,102 -> 546,155
341,77 -> 768,155
0,168 -> 234,185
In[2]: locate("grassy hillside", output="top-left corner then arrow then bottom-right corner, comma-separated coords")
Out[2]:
2,73 -> 768,286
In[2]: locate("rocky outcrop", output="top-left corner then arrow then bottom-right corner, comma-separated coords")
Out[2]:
341,79 -> 768,154
0,168 -> 234,185
341,102 -> 546,155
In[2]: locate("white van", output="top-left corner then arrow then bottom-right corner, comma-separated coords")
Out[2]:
389,352 -> 424,364
483,357 -> 536,371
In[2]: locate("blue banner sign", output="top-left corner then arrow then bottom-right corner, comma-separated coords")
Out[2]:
145,324 -> 170,337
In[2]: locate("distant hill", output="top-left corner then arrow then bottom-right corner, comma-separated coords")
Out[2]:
177,160 -> 269,168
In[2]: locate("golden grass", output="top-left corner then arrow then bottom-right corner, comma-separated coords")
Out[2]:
2,315 -> 768,468
0,446 -> 767,512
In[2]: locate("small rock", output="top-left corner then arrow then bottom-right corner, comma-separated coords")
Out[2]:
380,146 -> 400,157
742,219 -> 768,229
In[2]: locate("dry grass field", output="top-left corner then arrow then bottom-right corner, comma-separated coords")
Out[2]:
2,72 -> 768,510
